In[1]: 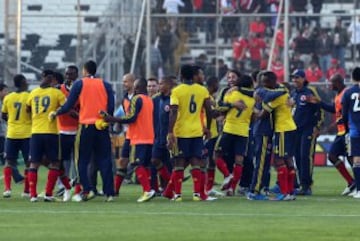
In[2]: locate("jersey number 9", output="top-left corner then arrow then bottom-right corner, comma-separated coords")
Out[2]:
34,96 -> 51,114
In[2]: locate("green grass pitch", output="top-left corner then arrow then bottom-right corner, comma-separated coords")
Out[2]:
0,167 -> 359,241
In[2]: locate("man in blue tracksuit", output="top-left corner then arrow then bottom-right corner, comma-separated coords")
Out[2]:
290,69 -> 324,195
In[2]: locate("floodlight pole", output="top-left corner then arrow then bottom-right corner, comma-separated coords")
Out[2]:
16,0 -> 22,74
283,0 -> 290,82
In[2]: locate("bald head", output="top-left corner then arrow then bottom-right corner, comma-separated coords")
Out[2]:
123,73 -> 135,93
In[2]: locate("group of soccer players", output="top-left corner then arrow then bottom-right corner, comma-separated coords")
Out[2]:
2,59 -> 360,202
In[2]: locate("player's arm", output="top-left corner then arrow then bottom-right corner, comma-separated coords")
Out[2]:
105,96 -> 142,124
341,92 -> 349,129
56,80 -> 82,115
1,97 -> 8,121
104,81 -> 115,115
310,87 -> 325,130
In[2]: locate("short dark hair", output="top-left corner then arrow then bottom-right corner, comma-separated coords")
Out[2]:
0,83 -> 8,91
228,69 -> 242,79
147,77 -> 158,83
352,67 -> 360,82
206,76 -> 218,88
192,65 -> 203,76
262,71 -> 277,83
180,64 -> 194,80
13,74 -> 26,88
330,73 -> 344,85
67,65 -> 79,73
54,72 -> 64,85
239,75 -> 253,88
251,70 -> 261,82
84,60 -> 97,75
42,69 -> 54,78
137,77 -> 148,91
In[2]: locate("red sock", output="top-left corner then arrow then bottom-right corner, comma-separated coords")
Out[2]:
216,158 -> 230,177
45,169 -> 60,197
200,170 -> 207,199
114,175 -> 124,194
191,168 -> 202,194
206,169 -> 215,192
24,169 -> 29,193
59,170 -> 71,190
74,183 -> 82,194
230,164 -> 243,191
135,166 -> 151,192
287,168 -> 296,194
158,166 -> 171,183
3,166 -> 12,191
173,169 -> 184,195
335,162 -> 354,185
28,170 -> 38,198
277,166 -> 288,195
163,171 -> 175,199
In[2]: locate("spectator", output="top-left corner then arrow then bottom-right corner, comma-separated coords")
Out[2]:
275,24 -> 285,58
293,28 -> 314,67
249,17 -> 267,38
158,24 -> 178,74
248,32 -> 266,70
179,0 -> 193,32
141,38 -> 163,78
218,59 -> 229,80
315,30 -> 333,76
291,0 -> 308,30
162,0 -> 185,33
310,0 -> 323,27
305,61 -> 323,82
348,16 -> 360,61
290,52 -> 305,73
271,58 -> 284,83
220,0 -> 238,43
195,53 -> 208,72
326,58 -> 346,80
202,0 -> 217,42
332,19 -> 349,69
232,35 -> 248,64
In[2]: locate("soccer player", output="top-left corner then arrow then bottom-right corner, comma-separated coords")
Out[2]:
147,77 -> 159,97
257,71 -> 297,200
26,70 -> 66,202
290,69 -> 324,195
341,67 -> 360,198
165,64 -> 215,201
2,74 -> 31,198
215,74 -> 255,196
151,76 -> 175,194
307,74 -> 355,195
55,65 -> 80,201
53,60 -> 115,202
114,73 -> 135,195
105,78 -> 156,202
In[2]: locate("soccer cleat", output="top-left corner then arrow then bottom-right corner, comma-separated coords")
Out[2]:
207,188 -> 225,197
203,196 -> 217,201
71,194 -> 82,202
38,191 -> 45,198
3,190 -> 11,198
342,183 -> 356,196
296,188 -> 312,196
105,196 -> 114,202
353,191 -> 360,199
137,189 -> 156,203
270,193 -> 286,201
21,192 -> 30,198
30,197 -> 38,202
171,194 -> 182,202
220,174 -> 233,191
55,187 -> 65,197
269,184 -> 281,194
237,186 -> 249,196
225,188 -> 234,196
247,193 -> 269,201
283,194 -> 296,201
193,193 -> 202,201
44,196 -> 56,202
72,191 -> 95,202
63,189 -> 72,202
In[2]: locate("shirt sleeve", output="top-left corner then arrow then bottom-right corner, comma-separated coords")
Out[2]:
2,97 -> 8,113
170,89 -> 179,106
119,95 -> 142,124
57,80 -> 82,115
319,101 -> 335,113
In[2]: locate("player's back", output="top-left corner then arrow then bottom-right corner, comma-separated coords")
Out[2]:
223,90 -> 255,137
3,91 -> 32,139
27,87 -> 66,134
171,83 -> 209,138
343,84 -> 360,137
263,93 -> 296,133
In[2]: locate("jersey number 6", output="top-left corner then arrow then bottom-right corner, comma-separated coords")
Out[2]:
189,94 -> 197,114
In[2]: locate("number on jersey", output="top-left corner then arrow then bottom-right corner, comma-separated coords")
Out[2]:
351,93 -> 360,112
189,95 -> 197,113
34,96 -> 51,113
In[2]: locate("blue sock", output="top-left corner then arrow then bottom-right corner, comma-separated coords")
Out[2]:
353,165 -> 360,191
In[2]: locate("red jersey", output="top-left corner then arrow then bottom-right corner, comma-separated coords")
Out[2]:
128,94 -> 154,145
233,37 -> 248,60
249,21 -> 266,37
248,37 -> 266,60
326,67 -> 346,80
271,62 -> 284,83
57,84 -> 79,133
305,67 -> 323,82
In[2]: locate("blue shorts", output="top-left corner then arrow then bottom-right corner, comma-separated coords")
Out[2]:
274,131 -> 296,158
30,134 -> 60,163
130,144 -> 152,166
203,137 -> 217,160
174,137 -> 203,159
329,135 -> 347,157
60,134 -> 75,161
121,139 -> 131,158
349,137 -> 360,157
5,138 -> 30,162
215,132 -> 248,156
152,144 -> 170,161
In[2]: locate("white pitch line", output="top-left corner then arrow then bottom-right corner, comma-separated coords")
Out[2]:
0,209 -> 359,217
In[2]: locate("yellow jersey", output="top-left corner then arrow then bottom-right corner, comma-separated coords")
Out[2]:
223,90 -> 255,137
27,87 -> 66,134
2,91 -> 32,139
263,93 -> 297,132
208,95 -> 219,138
170,83 -> 210,138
